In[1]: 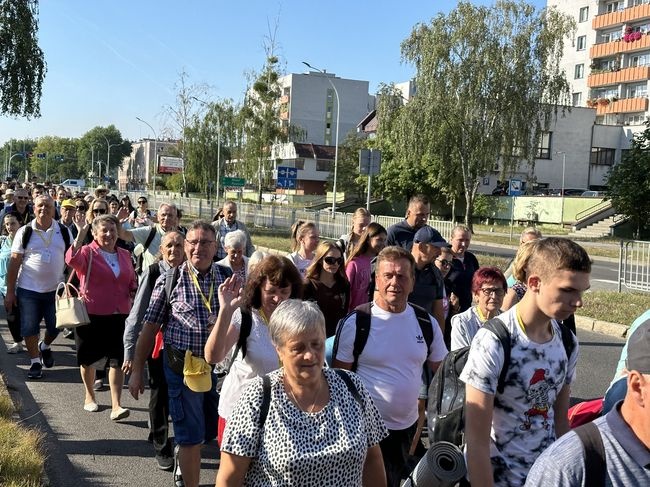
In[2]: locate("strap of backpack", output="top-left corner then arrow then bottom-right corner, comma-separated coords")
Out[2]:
333,368 -> 363,408
162,266 -> 181,331
146,262 -> 162,293
331,308 -> 359,365
259,374 -> 272,430
574,422 -> 606,487
58,222 -> 71,252
410,302 -> 434,352
234,309 -> 253,362
482,318 -> 512,394
143,226 -> 157,252
558,321 -> 576,363
21,225 -> 33,250
351,302 -> 373,372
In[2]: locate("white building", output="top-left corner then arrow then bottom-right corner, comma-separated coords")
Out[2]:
270,142 -> 335,195
278,71 -> 375,145
118,138 -> 178,191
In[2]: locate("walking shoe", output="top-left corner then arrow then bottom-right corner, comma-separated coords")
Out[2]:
110,407 -> 130,421
173,444 -> 184,487
7,342 -> 23,354
27,362 -> 43,379
93,379 -> 104,391
83,401 -> 99,412
39,342 -> 54,368
155,453 -> 174,471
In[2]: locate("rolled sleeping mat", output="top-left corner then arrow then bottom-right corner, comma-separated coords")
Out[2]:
402,441 -> 467,487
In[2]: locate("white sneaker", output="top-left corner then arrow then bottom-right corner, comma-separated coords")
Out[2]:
7,342 -> 23,354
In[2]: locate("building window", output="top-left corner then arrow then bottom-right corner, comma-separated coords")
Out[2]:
316,159 -> 332,171
606,2 -> 623,13
579,7 -> 589,22
577,36 -> 586,51
590,147 -> 615,166
628,83 -> 648,98
572,92 -> 582,106
537,132 -> 552,159
294,158 -> 305,170
575,64 -> 584,79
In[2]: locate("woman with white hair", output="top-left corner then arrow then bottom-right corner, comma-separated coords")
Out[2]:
216,299 -> 388,487
217,229 -> 249,282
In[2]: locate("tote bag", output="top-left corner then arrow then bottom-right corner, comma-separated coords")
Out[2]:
55,251 -> 93,329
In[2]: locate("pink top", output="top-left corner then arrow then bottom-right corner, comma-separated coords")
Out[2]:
345,254 -> 373,311
65,241 -> 136,315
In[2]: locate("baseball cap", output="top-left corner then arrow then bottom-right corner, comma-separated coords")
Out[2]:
626,319 -> 650,374
413,226 -> 450,247
61,199 -> 76,209
182,350 -> 212,392
5,189 -> 14,195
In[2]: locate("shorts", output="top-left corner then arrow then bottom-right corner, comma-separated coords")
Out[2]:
419,365 -> 433,400
163,349 -> 219,446
17,288 -> 58,339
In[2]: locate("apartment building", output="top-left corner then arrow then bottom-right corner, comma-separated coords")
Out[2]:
550,0 -> 650,127
118,138 -> 178,191
278,71 -> 375,145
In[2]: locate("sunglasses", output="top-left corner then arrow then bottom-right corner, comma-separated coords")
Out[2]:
138,200 -> 147,204
323,256 -> 344,266
436,258 -> 452,267
92,208 -> 107,214
76,206 -> 87,211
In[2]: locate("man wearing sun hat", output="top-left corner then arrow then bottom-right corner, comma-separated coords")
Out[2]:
94,184 -> 109,199
526,319 -> 650,486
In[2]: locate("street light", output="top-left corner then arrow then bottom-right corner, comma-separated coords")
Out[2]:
102,135 -> 121,185
302,61 -> 340,218
136,117 -> 158,196
190,96 -> 222,205
96,160 -> 108,181
555,151 -> 567,225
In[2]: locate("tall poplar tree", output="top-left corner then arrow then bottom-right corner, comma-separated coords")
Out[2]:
380,0 -> 575,227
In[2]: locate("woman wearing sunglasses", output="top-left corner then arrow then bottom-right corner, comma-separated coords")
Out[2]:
303,241 -> 350,337
449,266 -> 507,351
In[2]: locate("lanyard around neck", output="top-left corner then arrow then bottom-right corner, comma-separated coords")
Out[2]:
189,266 -> 214,315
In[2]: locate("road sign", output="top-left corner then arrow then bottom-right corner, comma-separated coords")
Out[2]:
359,149 -> 382,175
158,156 -> 184,174
508,179 -> 523,196
222,177 -> 245,187
276,178 -> 296,189
276,165 -> 298,189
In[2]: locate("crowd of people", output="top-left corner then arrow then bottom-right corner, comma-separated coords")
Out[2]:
1,184 -> 648,487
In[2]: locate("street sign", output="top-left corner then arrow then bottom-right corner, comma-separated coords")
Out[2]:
276,165 -> 298,189
359,149 -> 382,175
508,179 -> 523,196
222,177 -> 245,187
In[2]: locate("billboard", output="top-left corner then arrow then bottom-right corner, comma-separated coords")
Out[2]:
158,156 -> 184,174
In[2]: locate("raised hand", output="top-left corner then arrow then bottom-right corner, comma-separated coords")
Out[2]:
217,275 -> 243,310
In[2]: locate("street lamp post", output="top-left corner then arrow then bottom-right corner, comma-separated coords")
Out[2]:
190,96 -> 221,205
136,117 -> 158,196
302,61 -> 340,218
102,135 -> 120,186
96,160 -> 108,181
555,151 -> 567,225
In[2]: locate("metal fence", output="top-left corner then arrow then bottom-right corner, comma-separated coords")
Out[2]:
618,239 -> 650,292
126,192 -> 455,241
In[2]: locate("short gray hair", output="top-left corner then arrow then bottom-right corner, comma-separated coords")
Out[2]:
224,229 -> 247,249
268,299 -> 325,347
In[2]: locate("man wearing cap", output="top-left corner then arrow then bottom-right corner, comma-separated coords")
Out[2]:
58,199 -> 79,238
386,194 -> 431,251
526,318 -> 650,486
410,225 -> 448,332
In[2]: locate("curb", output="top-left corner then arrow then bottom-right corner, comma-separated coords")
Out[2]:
471,239 -> 619,264
575,314 -> 629,338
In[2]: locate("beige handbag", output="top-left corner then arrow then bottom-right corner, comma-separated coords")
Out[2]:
55,251 -> 93,330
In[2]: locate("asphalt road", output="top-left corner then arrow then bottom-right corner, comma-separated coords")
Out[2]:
0,321 -> 625,487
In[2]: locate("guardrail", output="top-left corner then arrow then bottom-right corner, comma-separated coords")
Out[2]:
618,239 -> 650,293
125,192 -> 456,241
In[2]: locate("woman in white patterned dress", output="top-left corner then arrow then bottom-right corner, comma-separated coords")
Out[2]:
216,299 -> 388,487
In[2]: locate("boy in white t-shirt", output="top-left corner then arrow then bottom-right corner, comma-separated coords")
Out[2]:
460,237 -> 591,487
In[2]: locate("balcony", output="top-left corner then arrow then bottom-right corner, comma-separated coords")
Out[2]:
280,94 -> 290,104
588,65 -> 650,87
591,33 -> 650,58
592,4 -> 650,30
594,97 -> 648,115
280,111 -> 289,121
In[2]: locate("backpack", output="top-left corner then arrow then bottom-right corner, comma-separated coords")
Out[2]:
214,309 -> 253,393
331,301 -> 434,372
258,369 -> 363,428
135,226 -> 157,275
427,318 -> 576,447
21,221 -> 72,253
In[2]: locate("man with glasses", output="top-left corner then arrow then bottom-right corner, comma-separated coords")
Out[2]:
0,188 -> 35,225
118,203 -> 182,275
5,195 -> 72,380
57,199 -> 79,238
130,221 -> 231,487
211,201 -> 253,260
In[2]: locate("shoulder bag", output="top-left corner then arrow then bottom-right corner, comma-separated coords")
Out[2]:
55,250 -> 93,330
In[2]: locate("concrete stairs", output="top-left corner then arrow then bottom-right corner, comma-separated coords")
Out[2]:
568,215 -> 621,238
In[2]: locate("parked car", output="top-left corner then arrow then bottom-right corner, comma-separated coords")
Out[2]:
581,190 -> 606,197
547,188 -> 588,196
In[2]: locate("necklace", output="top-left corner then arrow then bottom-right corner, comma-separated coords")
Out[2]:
287,374 -> 323,414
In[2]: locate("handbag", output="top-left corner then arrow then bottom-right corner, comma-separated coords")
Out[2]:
55,251 -> 93,330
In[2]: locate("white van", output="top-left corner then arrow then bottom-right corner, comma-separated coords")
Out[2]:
61,179 -> 86,192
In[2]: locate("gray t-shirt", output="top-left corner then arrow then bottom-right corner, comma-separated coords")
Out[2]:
525,404 -> 650,486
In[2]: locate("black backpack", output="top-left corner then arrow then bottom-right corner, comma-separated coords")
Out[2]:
21,222 -> 72,253
427,318 -> 576,447
332,301 -> 434,372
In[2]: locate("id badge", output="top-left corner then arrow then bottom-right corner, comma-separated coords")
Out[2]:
41,249 -> 52,263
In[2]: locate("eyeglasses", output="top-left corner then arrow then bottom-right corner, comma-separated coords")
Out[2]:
436,259 -> 452,267
76,206 -> 86,211
138,200 -> 147,204
92,208 -> 107,214
323,256 -> 344,266
480,287 -> 506,297
16,196 -> 29,200
186,239 -> 216,247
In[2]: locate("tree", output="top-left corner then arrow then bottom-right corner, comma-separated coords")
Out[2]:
78,126 -> 131,184
330,132 -> 373,200
380,1 -> 574,227
0,0 -> 46,118
607,121 -> 650,239
31,136 -> 80,182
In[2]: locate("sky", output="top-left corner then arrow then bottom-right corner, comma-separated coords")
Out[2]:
0,0 -> 546,144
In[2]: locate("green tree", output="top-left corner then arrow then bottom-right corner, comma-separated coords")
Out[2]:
380,1 -> 574,227
607,121 -> 650,239
0,0 -> 46,118
78,126 -> 131,185
1,138 -> 37,178
330,132 -> 373,200
31,136 -> 80,182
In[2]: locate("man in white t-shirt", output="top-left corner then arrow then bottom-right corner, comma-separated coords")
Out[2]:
334,246 -> 448,487
5,195 -> 72,380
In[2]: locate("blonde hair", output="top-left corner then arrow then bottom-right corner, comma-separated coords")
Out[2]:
512,237 -> 591,283
290,220 -> 318,252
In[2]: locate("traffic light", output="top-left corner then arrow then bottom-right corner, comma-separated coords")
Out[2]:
37,153 -> 46,159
